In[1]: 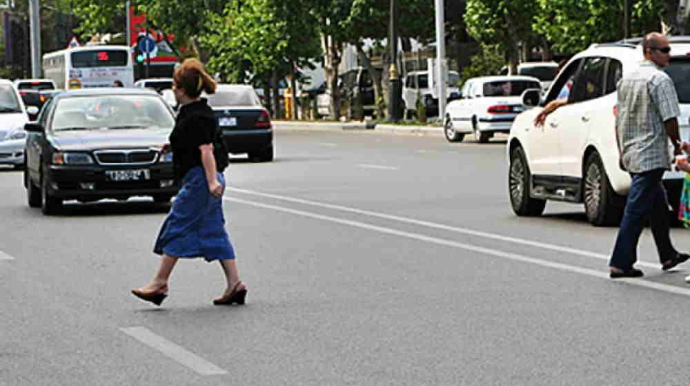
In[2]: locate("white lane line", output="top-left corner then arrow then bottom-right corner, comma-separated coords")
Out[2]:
357,164 -> 399,171
318,142 -> 338,147
224,196 -> 690,297
0,251 -> 15,260
225,187 -> 657,269
120,327 -> 227,376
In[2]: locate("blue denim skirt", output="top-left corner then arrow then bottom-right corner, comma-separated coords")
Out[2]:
154,167 -> 235,261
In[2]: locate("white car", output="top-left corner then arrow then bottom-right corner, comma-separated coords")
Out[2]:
134,78 -> 173,93
402,70 -> 460,117
507,37 -> 690,226
443,76 -> 541,143
0,80 -> 38,168
516,62 -> 559,92
13,78 -> 56,91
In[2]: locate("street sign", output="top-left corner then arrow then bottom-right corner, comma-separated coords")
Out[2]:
138,36 -> 156,54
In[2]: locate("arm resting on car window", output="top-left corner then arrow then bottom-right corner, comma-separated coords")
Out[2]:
200,143 -> 223,198
665,118 -> 682,156
534,98 -> 568,127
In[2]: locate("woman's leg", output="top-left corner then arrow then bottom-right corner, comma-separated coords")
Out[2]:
138,254 -> 179,292
218,259 -> 240,291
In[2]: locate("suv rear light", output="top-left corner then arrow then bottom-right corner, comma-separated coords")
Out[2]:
255,111 -> 271,128
487,105 -> 512,114
613,105 -> 617,116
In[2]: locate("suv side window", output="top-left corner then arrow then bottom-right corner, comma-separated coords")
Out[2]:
544,58 -> 583,104
604,59 -> 623,95
459,81 -> 470,99
569,57 -> 606,103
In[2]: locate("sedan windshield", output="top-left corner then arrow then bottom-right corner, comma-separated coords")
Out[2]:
53,95 -> 175,131
205,88 -> 262,107
0,85 -> 22,113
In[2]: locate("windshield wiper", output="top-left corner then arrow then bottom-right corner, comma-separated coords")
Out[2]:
55,127 -> 92,132
108,125 -> 148,130
0,106 -> 21,113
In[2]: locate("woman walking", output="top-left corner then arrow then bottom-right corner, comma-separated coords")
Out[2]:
132,58 -> 247,306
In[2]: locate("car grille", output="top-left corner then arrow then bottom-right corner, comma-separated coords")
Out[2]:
93,149 -> 158,165
0,153 -> 11,158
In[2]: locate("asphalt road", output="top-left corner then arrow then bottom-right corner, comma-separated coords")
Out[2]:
3,128 -> 690,385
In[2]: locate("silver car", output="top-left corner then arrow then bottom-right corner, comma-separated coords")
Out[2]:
0,80 -> 38,168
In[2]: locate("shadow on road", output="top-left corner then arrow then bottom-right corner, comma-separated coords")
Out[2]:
50,200 -> 171,217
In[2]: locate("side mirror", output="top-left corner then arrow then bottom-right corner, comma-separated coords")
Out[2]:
24,122 -> 44,133
26,106 -> 39,116
521,88 -> 542,107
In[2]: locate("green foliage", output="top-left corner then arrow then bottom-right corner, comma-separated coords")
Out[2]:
533,0 -> 666,54
460,44 -> 504,87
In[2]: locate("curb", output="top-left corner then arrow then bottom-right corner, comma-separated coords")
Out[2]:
273,121 -> 443,136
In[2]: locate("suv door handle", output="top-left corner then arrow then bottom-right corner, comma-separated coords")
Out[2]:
581,116 -> 590,122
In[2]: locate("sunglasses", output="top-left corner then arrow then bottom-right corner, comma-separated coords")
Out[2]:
651,46 -> 671,54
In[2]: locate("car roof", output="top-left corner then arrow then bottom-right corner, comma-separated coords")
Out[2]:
14,78 -> 55,83
518,62 -> 558,67
215,84 -> 255,91
0,79 -> 15,85
136,78 -> 173,82
53,88 -> 160,99
468,75 -> 542,83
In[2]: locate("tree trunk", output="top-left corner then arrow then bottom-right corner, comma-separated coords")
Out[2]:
355,42 -> 384,120
289,62 -> 299,120
263,78 -> 272,116
271,70 -> 282,119
381,51 -> 391,119
662,0 -> 681,34
323,33 -> 342,121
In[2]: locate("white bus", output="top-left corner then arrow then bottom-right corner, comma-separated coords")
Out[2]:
42,45 -> 134,90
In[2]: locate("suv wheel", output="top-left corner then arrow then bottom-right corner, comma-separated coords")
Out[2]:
509,146 -> 546,216
26,168 -> 41,208
583,152 -> 624,226
41,170 -> 63,215
444,115 -> 464,142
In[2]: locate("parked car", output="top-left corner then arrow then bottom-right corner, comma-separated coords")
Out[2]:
134,78 -> 174,93
443,76 -> 541,143
0,79 -> 38,169
204,84 -> 273,162
19,90 -> 45,121
507,37 -> 690,226
14,79 -> 56,91
402,70 -> 461,117
23,88 -> 179,214
500,62 -> 559,92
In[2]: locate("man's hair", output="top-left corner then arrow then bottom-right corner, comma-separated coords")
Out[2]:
642,32 -> 663,53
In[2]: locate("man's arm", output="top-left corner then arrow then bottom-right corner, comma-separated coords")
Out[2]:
534,98 -> 568,127
665,117 -> 682,156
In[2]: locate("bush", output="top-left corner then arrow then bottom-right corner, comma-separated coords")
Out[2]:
460,44 -> 504,88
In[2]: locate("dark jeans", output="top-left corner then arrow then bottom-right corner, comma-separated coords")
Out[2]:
609,169 -> 676,269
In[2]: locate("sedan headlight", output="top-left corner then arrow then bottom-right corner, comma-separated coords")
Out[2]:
9,130 -> 27,140
52,152 -> 95,165
159,152 -> 173,163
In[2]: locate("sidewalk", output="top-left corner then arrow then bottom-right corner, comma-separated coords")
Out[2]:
273,120 -> 443,136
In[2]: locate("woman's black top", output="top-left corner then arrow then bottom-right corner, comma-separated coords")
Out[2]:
169,99 -> 216,182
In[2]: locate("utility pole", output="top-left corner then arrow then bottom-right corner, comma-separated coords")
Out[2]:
29,0 -> 41,78
126,1 -> 131,49
387,0 -> 402,122
623,0 -> 630,39
434,0 -> 447,122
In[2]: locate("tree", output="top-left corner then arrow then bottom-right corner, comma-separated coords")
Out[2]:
464,0 -> 540,74
533,0 -> 665,54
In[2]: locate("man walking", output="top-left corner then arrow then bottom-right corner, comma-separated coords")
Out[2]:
610,32 -> 690,278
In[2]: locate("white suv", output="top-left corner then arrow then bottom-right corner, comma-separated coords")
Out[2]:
508,37 -> 690,226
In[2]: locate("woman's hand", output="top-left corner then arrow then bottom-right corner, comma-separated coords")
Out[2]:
159,143 -> 172,154
209,179 -> 224,198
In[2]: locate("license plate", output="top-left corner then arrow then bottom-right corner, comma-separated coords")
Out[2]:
105,169 -> 150,181
219,117 -> 237,127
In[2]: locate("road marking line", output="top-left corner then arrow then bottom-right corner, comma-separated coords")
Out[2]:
120,327 -> 227,376
318,142 -> 338,147
0,251 -> 15,260
357,164 -> 399,171
225,196 -> 690,297
225,187 -> 657,269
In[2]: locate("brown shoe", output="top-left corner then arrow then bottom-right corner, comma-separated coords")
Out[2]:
213,281 -> 247,306
131,284 -> 168,306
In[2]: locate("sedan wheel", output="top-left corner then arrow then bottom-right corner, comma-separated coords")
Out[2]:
26,168 -> 41,208
444,116 -> 464,143
41,171 -> 63,215
473,121 -> 489,143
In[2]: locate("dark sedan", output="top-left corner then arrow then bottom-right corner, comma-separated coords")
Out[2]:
24,89 -> 179,214
205,84 -> 273,162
